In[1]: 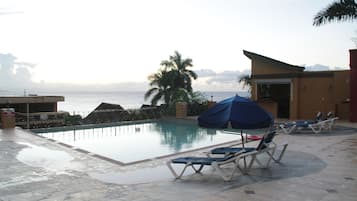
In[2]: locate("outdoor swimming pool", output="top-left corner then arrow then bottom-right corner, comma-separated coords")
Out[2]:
34,120 -> 242,164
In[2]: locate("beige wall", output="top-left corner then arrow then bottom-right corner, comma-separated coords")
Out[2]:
249,55 -> 350,120
252,72 -> 350,120
252,60 -> 301,75
290,78 -> 299,120
297,77 -> 334,119
333,70 -> 350,119
296,71 -> 350,120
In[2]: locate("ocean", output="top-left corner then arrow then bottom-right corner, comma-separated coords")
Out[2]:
50,91 -> 249,116
0,90 -> 248,116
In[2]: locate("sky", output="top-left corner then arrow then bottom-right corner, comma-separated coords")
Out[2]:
0,0 -> 355,92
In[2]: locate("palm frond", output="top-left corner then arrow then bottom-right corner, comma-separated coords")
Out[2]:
238,74 -> 252,89
144,88 -> 158,100
181,58 -> 193,68
151,91 -> 164,105
186,70 -> 198,80
313,0 -> 357,26
160,60 -> 174,70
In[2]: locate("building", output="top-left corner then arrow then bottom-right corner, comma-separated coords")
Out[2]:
244,50 -> 350,120
0,95 -> 66,128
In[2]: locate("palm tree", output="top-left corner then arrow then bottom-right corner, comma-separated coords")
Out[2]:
313,0 -> 357,26
144,70 -> 175,105
145,51 -> 198,106
238,74 -> 252,91
160,51 -> 197,92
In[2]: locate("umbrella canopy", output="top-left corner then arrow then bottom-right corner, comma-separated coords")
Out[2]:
198,95 -> 274,129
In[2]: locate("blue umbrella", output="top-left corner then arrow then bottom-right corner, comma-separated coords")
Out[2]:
199,95 -> 273,129
198,95 -> 274,148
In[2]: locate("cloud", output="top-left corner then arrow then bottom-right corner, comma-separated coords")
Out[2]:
0,8 -> 23,16
193,68 -> 251,91
15,62 -> 36,68
0,11 -> 23,15
0,52 -> 250,94
207,71 -> 239,84
0,53 -> 34,89
194,69 -> 216,77
195,69 -> 250,84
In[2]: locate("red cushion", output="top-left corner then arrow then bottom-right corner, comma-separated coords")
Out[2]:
247,135 -> 262,141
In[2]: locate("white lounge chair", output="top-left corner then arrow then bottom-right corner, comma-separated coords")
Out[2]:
167,131 -> 284,181
166,150 -> 246,181
209,131 -> 288,172
280,117 -> 338,134
208,131 -> 288,167
308,119 -> 331,133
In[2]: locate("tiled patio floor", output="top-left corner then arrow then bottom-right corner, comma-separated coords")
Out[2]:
0,122 -> 356,201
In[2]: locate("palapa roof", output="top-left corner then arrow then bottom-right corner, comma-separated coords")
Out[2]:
83,102 -> 130,124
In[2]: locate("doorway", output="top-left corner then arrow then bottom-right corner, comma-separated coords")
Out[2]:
257,83 -> 290,118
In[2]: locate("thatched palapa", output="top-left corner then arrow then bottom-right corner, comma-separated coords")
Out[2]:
83,102 -> 130,124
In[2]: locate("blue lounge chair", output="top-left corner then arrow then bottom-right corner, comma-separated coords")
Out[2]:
167,131 -> 287,181
324,111 -> 339,131
209,131 -> 288,169
210,131 -> 276,155
279,112 -> 326,134
166,149 -> 246,181
280,118 -> 338,134
280,121 -> 313,134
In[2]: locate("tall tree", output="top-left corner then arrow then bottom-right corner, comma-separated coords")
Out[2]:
145,51 -> 198,106
160,51 -> 197,92
313,0 -> 357,26
144,70 -> 175,105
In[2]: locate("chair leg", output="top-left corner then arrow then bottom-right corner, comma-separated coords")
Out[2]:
270,144 -> 288,163
280,124 -> 296,134
166,161 -> 192,179
244,148 -> 276,170
212,162 -> 236,181
309,124 -> 322,134
265,147 -> 276,168
244,154 -> 257,172
191,164 -> 204,173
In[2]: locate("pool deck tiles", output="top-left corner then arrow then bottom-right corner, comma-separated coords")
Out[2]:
0,122 -> 357,201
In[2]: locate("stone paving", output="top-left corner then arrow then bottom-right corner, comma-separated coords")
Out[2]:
0,123 -> 357,201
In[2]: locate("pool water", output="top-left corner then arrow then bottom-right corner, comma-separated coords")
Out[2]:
36,120 -> 242,164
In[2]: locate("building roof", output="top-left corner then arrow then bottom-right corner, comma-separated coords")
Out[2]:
251,72 -> 331,79
243,50 -> 305,72
83,102 -> 130,124
0,96 -> 64,104
93,102 -> 125,111
251,69 -> 350,79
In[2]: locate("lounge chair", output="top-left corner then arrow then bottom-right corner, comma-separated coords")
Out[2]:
280,120 -> 314,134
279,112 -> 327,134
166,150 -> 246,181
324,111 -> 339,131
167,131 -> 286,181
209,131 -> 288,169
280,113 -> 338,134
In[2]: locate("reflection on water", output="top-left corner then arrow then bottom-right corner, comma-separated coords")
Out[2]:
153,121 -> 217,151
35,121 -> 239,163
16,142 -> 74,172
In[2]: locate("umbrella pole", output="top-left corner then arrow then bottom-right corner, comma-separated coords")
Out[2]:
241,130 -> 247,169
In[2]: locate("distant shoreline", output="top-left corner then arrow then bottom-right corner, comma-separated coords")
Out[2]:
54,91 -> 249,115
